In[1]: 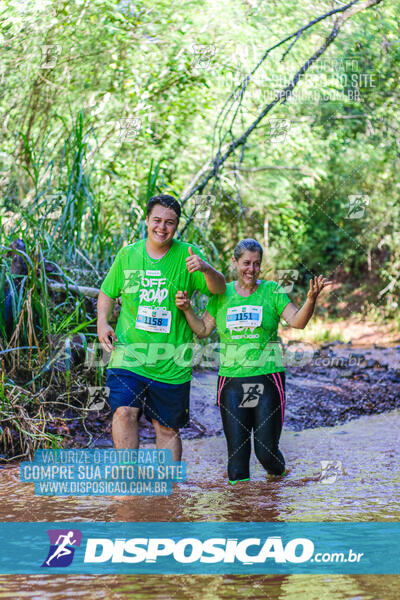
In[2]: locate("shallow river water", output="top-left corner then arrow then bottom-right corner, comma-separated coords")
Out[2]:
0,411 -> 399,599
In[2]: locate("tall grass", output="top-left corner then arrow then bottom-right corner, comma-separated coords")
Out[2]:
0,110 -> 168,460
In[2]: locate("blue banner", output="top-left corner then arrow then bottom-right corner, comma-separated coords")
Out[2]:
19,449 -> 186,496
0,522 -> 398,574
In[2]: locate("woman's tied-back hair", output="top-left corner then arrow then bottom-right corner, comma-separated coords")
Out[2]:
233,238 -> 263,261
146,194 -> 181,221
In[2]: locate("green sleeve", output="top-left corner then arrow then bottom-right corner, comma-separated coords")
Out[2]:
189,244 -> 211,296
100,249 -> 124,299
273,282 -> 292,316
205,294 -> 219,318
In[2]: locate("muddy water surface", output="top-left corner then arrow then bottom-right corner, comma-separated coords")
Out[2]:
0,411 -> 399,598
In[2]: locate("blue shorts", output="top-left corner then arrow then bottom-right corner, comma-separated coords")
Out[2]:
105,368 -> 191,430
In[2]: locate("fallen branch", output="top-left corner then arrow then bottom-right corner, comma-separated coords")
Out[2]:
224,163 -> 320,179
47,280 -> 100,298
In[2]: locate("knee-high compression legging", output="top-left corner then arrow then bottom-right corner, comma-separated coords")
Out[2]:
217,372 -> 286,481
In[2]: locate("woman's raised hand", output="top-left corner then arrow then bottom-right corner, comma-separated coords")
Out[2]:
307,275 -> 334,302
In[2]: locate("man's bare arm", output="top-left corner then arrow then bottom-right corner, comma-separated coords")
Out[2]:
202,264 -> 226,294
97,290 -> 118,352
185,248 -> 226,294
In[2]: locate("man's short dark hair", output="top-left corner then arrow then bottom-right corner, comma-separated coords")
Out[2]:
146,195 -> 181,221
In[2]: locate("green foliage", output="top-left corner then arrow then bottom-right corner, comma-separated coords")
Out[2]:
0,0 -> 398,296
1,0 -> 399,459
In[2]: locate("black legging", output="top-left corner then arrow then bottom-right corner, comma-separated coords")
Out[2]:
217,372 -> 286,481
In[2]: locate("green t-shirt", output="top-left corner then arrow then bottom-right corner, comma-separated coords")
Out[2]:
206,280 -> 291,377
100,239 -> 209,384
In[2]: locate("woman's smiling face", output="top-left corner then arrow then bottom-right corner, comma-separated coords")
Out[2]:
233,250 -> 262,286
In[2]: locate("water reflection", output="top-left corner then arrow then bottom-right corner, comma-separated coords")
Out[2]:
2,411 -> 399,522
1,412 -> 399,598
0,574 -> 396,599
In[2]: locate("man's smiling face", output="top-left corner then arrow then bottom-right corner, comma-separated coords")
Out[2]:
146,204 -> 179,248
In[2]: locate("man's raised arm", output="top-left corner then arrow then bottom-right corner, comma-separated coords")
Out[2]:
185,247 -> 226,294
202,263 -> 226,294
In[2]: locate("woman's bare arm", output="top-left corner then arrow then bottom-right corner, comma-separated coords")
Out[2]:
281,275 -> 333,329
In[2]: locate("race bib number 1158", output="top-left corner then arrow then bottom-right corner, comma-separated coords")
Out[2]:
135,306 -> 171,333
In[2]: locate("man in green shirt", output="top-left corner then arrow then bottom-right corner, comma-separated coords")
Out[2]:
97,194 -> 225,460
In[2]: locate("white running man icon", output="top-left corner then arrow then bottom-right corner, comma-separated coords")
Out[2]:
46,531 -> 77,566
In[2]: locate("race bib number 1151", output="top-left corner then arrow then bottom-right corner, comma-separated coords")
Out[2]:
226,305 -> 263,329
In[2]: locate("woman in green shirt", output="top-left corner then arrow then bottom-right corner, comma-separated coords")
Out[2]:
176,239 -> 332,484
